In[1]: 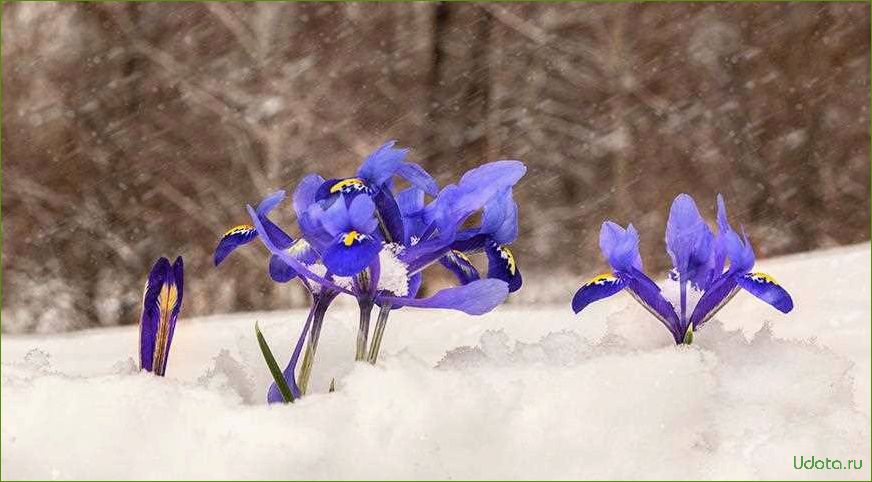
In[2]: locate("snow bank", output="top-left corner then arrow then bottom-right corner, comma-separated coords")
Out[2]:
2,244 -> 869,480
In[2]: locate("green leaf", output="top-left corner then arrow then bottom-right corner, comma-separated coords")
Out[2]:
255,321 -> 294,404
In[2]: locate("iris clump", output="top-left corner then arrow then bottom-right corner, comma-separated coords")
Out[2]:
215,141 -> 525,402
572,194 -> 793,345
139,256 -> 184,376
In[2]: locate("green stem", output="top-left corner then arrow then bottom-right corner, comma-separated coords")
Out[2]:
297,298 -> 330,395
355,299 -> 374,361
367,304 -> 392,364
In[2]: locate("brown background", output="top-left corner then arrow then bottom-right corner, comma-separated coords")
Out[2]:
2,2 -> 869,332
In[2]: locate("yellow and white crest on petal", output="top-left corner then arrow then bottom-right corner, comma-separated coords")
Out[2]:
342,231 -> 366,247
584,273 -> 618,286
749,272 -> 779,285
330,178 -> 367,193
452,250 -> 473,264
223,224 -> 255,237
497,246 -> 516,275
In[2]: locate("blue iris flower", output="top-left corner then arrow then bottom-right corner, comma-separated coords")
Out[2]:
397,160 -> 526,293
218,143 -> 526,400
248,189 -> 513,317
572,193 -> 794,344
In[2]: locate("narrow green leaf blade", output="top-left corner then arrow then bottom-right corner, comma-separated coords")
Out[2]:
255,321 -> 294,404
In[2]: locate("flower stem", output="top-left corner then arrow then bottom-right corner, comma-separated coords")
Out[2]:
297,297 -> 331,395
355,299 -> 374,361
679,278 -> 688,330
367,304 -> 392,364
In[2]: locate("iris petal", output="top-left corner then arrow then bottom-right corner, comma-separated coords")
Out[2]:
572,273 -> 624,313
665,194 -> 716,288
139,257 -> 169,372
166,256 -> 184,375
247,204 -> 352,295
426,161 -> 526,241
396,187 -> 426,243
396,162 -> 439,196
322,231 -> 382,276
213,224 -> 257,266
737,272 -> 794,313
440,250 -> 481,285
485,242 -> 522,293
715,195 -> 756,275
254,191 -> 296,250
688,274 -> 740,328
287,238 -> 318,265
479,189 -> 519,245
355,141 -> 438,195
319,196 -> 353,237
357,141 -> 409,186
372,188 -> 405,244
295,174 -> 326,215
347,194 -> 379,234
620,268 -> 683,343
379,278 -> 509,315
256,190 -> 287,217
599,221 -> 644,273
268,254 -> 297,283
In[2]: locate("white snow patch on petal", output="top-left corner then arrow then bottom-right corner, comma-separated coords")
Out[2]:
307,263 -> 353,293
377,244 -> 409,297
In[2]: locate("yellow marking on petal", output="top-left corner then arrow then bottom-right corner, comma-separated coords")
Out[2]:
343,231 -> 363,247
452,250 -> 472,264
584,273 -> 617,286
330,178 -> 366,193
750,272 -> 778,285
152,281 -> 179,376
224,224 -> 254,237
499,246 -> 517,275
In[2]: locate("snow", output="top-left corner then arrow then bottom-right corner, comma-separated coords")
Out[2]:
659,275 -> 705,317
377,245 -> 409,297
2,244 -> 869,480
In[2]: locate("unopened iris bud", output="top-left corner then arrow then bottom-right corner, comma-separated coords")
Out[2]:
139,256 -> 184,376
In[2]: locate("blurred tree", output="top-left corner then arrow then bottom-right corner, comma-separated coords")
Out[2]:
2,2 -> 868,332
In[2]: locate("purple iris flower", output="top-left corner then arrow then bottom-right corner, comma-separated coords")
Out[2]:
215,141 -> 525,400
572,193 -> 794,344
251,156 -> 524,367
247,190 -> 512,317
249,189 -> 511,371
397,161 -> 526,293
139,256 -> 184,376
